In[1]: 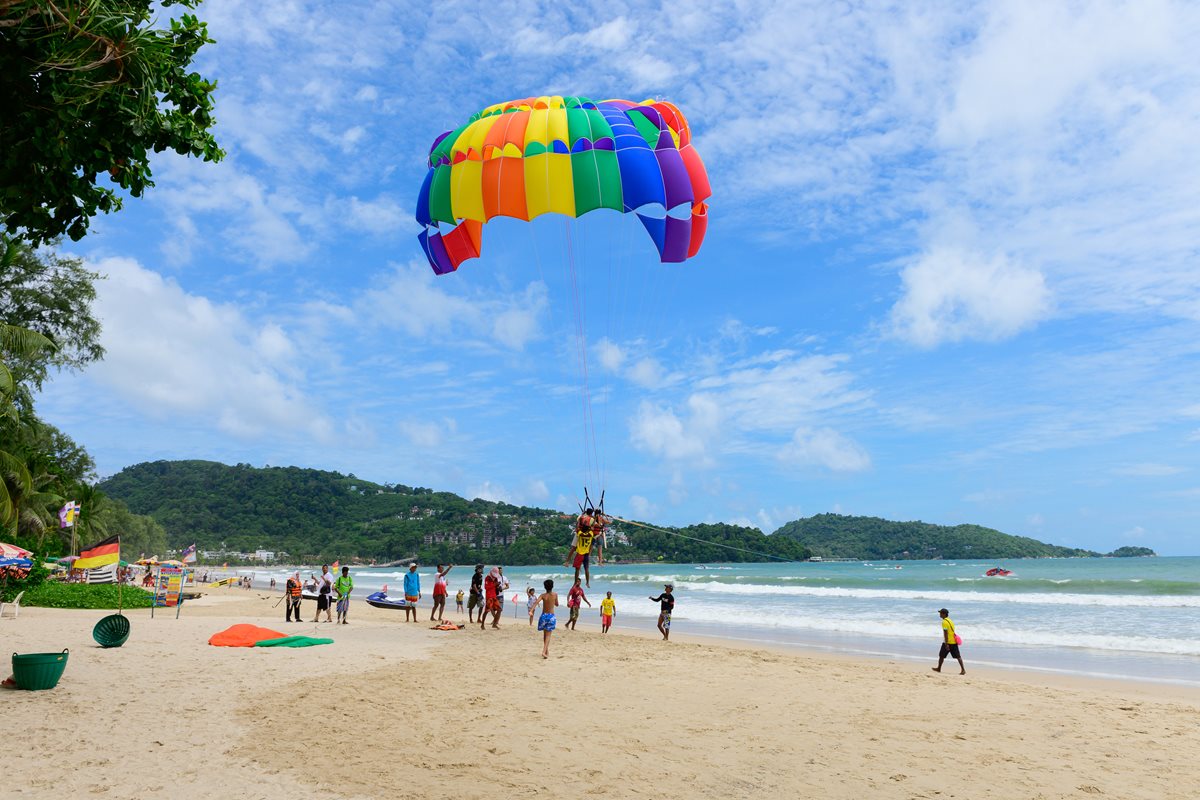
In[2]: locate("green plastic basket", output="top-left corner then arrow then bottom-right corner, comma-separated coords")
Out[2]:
93,614 -> 130,648
12,649 -> 69,691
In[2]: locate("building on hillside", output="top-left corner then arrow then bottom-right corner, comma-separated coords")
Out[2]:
254,549 -> 276,561
422,531 -> 474,546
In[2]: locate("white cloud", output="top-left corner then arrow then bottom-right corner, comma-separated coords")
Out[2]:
629,494 -> 657,519
468,481 -> 511,503
347,262 -> 546,350
595,338 -> 626,372
778,427 -> 871,472
1026,513 -> 1045,528
397,418 -> 455,449
1123,525 -> 1147,540
630,396 -> 720,462
87,257 -> 335,441
627,357 -> 667,388
889,246 -> 1051,346
1112,463 -> 1186,477
526,480 -> 550,503
341,195 -> 413,234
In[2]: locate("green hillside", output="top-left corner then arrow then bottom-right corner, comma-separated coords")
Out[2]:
98,460 -> 808,565
772,513 -> 1146,560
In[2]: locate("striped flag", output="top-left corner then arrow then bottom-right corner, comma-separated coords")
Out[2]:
58,501 -> 80,528
181,544 -> 197,564
85,563 -> 118,583
76,535 -> 120,570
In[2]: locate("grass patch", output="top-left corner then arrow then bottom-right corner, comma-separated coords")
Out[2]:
20,582 -> 155,610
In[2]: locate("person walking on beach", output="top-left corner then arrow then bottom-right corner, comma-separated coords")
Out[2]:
284,572 -> 302,622
600,591 -> 615,633
566,577 -> 590,630
430,563 -> 454,622
403,563 -> 421,623
335,566 -> 354,624
649,583 -> 674,641
467,564 -> 484,623
456,588 -> 465,615
932,608 -> 966,675
496,566 -> 509,615
481,567 -> 502,629
313,564 -> 334,623
526,587 -> 538,625
534,579 -> 559,659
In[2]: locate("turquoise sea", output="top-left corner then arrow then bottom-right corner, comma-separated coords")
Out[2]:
256,556 -> 1200,686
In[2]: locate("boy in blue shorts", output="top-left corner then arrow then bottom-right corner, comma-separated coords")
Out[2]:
534,579 -> 559,659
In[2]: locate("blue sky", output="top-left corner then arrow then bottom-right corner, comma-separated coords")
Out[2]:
35,1 -> 1200,555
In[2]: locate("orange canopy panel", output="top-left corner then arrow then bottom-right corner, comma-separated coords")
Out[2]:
208,624 -> 289,647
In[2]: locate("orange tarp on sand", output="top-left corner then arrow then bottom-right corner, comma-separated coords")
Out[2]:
208,624 -> 288,647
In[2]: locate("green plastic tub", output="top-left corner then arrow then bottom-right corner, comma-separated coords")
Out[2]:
93,614 -> 130,648
12,649 -> 69,691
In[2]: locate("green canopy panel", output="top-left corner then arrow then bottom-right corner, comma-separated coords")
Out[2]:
253,635 -> 334,648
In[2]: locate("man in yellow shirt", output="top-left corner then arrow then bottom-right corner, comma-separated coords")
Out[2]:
599,591 -> 616,633
933,608 -> 965,675
564,508 -> 606,587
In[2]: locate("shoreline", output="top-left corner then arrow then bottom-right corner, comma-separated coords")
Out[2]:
211,576 -> 1200,689
5,597 -> 1199,799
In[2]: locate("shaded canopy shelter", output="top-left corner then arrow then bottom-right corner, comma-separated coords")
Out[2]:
0,542 -> 33,559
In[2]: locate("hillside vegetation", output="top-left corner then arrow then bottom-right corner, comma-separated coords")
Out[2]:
99,460 -> 809,565
773,514 -> 1151,560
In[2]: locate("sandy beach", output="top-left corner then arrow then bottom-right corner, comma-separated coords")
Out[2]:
4,590 -> 1198,800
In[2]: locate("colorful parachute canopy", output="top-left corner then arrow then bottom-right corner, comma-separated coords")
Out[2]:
416,96 -> 711,275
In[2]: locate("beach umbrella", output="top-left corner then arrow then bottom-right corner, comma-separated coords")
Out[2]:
0,542 -> 32,558
136,558 -> 159,565
0,557 -> 33,568
57,555 -> 79,564
159,559 -> 183,566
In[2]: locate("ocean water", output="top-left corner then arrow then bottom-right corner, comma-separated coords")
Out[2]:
249,557 -> 1200,686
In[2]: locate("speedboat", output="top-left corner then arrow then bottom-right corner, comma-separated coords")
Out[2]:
365,591 -> 408,609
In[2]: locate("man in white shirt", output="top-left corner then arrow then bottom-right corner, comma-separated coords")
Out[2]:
311,564 -> 334,622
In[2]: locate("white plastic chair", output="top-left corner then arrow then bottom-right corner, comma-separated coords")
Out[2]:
0,590 -> 24,619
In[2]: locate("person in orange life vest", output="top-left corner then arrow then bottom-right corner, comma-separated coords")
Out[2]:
285,572 -> 302,622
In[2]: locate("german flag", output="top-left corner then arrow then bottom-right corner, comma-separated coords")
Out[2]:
76,535 -> 120,570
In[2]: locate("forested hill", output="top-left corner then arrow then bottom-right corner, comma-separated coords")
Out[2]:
772,514 -> 1151,559
97,460 -> 809,565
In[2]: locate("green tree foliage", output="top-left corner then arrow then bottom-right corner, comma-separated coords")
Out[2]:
0,0 -> 223,244
0,239 -> 104,391
98,460 -> 811,565
0,322 -> 56,533
1106,546 -> 1156,558
93,496 -> 167,558
773,513 -> 1110,560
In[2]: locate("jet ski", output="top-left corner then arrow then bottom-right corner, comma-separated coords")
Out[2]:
365,591 -> 408,609
985,567 -> 1013,577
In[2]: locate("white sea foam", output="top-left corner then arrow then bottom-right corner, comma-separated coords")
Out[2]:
661,603 -> 1200,656
611,580 -> 1200,608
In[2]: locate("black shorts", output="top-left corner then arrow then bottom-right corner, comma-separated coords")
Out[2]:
939,642 -> 961,659
317,594 -> 330,611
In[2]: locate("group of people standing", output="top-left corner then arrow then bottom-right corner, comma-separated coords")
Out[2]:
267,507 -> 684,658
282,564 -> 353,624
